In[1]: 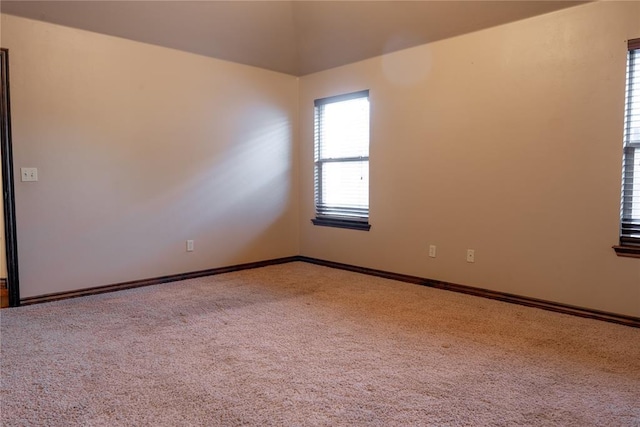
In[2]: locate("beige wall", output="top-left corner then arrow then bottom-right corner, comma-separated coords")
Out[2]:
2,3 -> 639,317
1,14 -> 299,298
299,2 -> 640,317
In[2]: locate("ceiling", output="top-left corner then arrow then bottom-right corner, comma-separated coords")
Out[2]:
1,1 -> 586,76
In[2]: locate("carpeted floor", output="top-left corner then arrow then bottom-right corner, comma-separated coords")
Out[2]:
1,262 -> 639,426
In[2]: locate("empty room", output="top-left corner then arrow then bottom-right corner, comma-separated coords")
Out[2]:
0,1 -> 639,425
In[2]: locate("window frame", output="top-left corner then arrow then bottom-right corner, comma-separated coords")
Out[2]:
614,38 -> 640,258
311,90 -> 371,231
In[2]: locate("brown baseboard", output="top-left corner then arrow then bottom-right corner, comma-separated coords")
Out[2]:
19,255 -> 639,328
20,256 -> 299,306
298,256 -> 640,329
0,287 -> 8,309
0,279 -> 8,309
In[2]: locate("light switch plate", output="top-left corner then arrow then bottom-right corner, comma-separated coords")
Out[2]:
428,245 -> 436,258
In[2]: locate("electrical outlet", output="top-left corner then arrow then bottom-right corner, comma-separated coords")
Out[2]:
186,240 -> 194,252
428,245 -> 436,258
466,249 -> 475,263
21,167 -> 38,182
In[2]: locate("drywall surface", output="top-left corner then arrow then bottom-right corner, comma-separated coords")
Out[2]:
299,1 -> 640,317
2,14 -> 299,298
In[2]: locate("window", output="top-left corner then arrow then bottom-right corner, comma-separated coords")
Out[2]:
617,38 -> 640,257
312,90 -> 371,231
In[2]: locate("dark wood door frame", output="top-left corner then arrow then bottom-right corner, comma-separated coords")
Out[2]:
1,48 -> 21,307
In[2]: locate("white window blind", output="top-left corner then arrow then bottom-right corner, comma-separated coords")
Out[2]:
621,39 -> 640,247
313,90 -> 370,230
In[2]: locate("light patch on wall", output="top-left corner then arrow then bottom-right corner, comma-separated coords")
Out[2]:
382,41 -> 432,87
130,105 -> 293,246
179,108 -> 294,233
35,106 -> 294,278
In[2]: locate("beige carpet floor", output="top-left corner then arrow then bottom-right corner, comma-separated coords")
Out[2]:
1,262 -> 639,426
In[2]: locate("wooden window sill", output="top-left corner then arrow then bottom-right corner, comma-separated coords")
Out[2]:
613,245 -> 640,258
311,218 -> 371,231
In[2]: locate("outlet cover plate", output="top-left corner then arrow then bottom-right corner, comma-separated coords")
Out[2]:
21,167 -> 38,182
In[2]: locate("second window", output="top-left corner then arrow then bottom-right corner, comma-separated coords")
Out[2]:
313,90 -> 370,230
